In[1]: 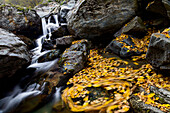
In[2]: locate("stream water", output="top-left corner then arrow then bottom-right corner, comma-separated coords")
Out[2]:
0,0 -> 76,113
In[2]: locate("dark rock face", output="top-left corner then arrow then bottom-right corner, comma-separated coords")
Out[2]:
146,0 -> 170,19
0,28 -> 31,78
162,0 -> 170,19
106,36 -> 141,58
0,4 -> 42,39
51,25 -> 70,39
122,16 -> 147,37
146,33 -> 170,72
67,0 -> 137,39
38,50 -> 61,63
55,35 -> 74,48
60,39 -> 90,75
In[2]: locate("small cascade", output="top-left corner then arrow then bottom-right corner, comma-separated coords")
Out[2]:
42,18 -> 48,36
0,0 -> 76,113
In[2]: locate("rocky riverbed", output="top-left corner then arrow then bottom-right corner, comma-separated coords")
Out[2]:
0,0 -> 170,113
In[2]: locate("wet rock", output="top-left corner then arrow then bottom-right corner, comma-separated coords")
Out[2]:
146,0 -> 170,19
106,36 -> 141,58
122,16 -> 147,37
0,28 -> 31,78
42,40 -> 56,51
0,4 -> 41,39
162,0 -> 170,19
150,86 -> 170,104
129,95 -> 165,113
43,71 -> 67,87
51,25 -> 70,39
56,35 -> 74,48
60,39 -> 90,75
67,0 -> 137,40
17,35 -> 33,48
0,90 -> 42,113
146,33 -> 170,73
38,50 -> 61,63
34,2 -> 60,17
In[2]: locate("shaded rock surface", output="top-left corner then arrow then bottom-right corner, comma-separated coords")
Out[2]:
114,16 -> 147,37
0,28 -> 31,78
122,16 -> 147,36
67,0 -> 137,40
0,4 -> 42,39
162,0 -> 170,19
106,36 -> 141,58
146,33 -> 170,73
55,35 -> 74,48
60,39 -> 90,75
38,50 -> 61,63
146,0 -> 170,19
51,25 -> 70,39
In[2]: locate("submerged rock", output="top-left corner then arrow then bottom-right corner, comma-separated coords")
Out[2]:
0,4 -> 41,39
146,32 -> 170,73
0,28 -> 31,78
67,0 -> 137,40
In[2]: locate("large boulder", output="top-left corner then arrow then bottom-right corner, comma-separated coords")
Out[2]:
0,28 -> 31,78
0,4 -> 42,39
146,32 -> 170,73
67,0 -> 137,40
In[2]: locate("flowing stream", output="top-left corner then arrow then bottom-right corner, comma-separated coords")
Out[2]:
0,0 -> 76,113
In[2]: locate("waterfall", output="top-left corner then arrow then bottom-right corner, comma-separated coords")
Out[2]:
0,0 -> 77,112
42,18 -> 48,36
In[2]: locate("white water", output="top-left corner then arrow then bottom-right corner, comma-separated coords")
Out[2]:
0,1 -> 76,113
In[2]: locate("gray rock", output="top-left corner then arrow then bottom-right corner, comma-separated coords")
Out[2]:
146,33 -> 170,72
34,2 -> 60,17
0,4 -> 41,39
106,36 -> 141,58
38,50 -> 61,63
67,0 -> 137,40
56,35 -> 74,47
150,86 -> 170,104
51,25 -> 69,39
60,39 -> 89,75
0,28 -> 31,78
129,95 -> 165,113
122,16 -> 147,36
